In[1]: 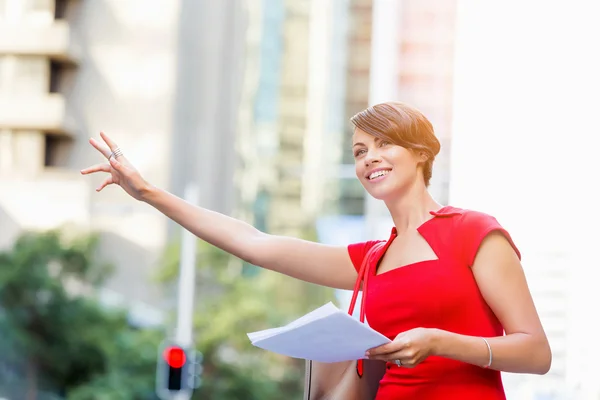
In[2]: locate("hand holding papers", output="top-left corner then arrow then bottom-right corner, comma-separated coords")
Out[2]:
247,302 -> 391,363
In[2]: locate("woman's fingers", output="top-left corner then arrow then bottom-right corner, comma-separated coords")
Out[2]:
100,131 -> 120,153
108,157 -> 127,172
80,163 -> 111,175
96,176 -> 113,192
89,137 -> 112,159
366,341 -> 408,359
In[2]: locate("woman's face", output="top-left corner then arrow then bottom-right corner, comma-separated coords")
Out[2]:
352,128 -> 424,201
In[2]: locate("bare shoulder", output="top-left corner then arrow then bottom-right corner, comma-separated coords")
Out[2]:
446,206 -> 521,266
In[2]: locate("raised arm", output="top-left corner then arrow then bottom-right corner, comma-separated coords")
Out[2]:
81,132 -> 357,290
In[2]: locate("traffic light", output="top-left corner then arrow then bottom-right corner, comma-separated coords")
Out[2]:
164,345 -> 186,390
156,341 -> 201,399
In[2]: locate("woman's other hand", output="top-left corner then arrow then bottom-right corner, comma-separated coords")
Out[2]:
365,327 -> 439,368
80,132 -> 151,201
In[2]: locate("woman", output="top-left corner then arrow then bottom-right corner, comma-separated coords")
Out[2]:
81,101 -> 551,399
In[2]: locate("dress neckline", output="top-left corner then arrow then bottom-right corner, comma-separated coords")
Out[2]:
373,206 -> 464,277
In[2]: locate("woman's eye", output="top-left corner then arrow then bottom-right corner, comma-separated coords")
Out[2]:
380,140 -> 390,147
354,149 -> 366,157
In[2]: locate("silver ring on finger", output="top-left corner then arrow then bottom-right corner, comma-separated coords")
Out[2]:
394,359 -> 402,367
108,147 -> 123,161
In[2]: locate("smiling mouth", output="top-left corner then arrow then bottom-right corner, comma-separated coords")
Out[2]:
368,170 -> 391,180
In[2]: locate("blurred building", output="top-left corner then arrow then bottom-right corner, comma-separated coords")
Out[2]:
0,0 -> 83,243
0,0 -> 245,327
237,0 -> 358,238
237,0 -> 457,238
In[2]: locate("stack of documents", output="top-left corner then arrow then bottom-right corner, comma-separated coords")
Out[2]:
247,302 -> 391,363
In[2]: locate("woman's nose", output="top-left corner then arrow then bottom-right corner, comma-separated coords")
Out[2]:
365,149 -> 382,166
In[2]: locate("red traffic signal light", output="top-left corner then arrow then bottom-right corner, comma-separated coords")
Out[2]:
163,346 -> 186,369
156,341 -> 201,398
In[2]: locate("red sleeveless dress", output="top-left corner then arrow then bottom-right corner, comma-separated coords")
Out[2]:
347,206 -> 521,400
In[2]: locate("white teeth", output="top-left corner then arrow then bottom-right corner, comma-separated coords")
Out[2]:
369,170 -> 390,180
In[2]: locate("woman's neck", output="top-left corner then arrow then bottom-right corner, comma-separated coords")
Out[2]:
384,182 -> 443,236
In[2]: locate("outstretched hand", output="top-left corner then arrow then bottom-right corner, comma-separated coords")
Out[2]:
80,132 -> 151,201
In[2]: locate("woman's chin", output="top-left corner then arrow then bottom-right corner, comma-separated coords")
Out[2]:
366,184 -> 408,202
366,188 -> 393,202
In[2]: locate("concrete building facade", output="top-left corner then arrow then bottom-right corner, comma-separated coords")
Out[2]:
0,0 -> 246,326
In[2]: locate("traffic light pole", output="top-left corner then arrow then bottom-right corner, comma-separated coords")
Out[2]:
172,183 -> 199,400
175,183 -> 199,349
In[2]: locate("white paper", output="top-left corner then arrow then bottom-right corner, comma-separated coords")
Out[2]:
247,302 -> 391,363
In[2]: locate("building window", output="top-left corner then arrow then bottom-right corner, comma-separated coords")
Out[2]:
44,134 -> 71,168
54,0 -> 68,19
49,61 -> 61,93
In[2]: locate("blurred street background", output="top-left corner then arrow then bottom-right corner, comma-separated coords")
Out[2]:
0,0 -> 599,399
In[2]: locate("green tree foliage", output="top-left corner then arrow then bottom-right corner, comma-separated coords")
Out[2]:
0,226 -> 335,400
0,230 -> 162,400
66,328 -> 162,400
